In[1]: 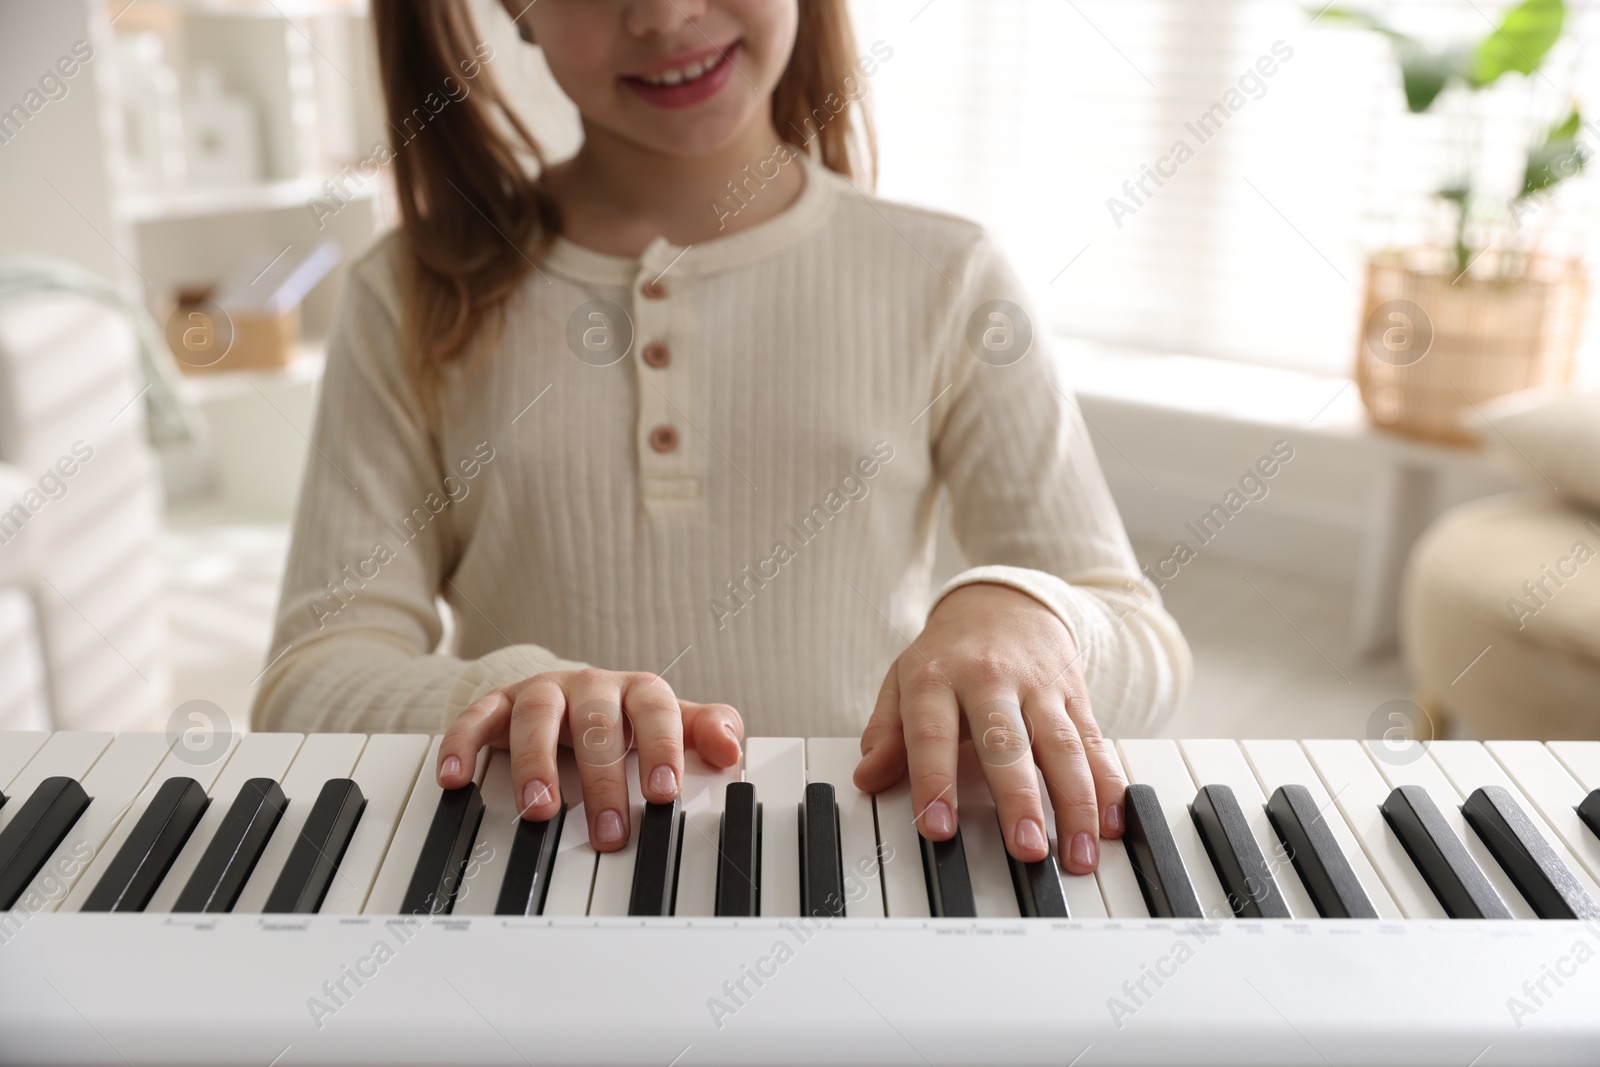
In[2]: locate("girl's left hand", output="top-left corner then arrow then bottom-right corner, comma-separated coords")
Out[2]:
853,582 -> 1126,874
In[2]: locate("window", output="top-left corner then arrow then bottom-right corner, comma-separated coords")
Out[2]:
850,0 -> 1600,378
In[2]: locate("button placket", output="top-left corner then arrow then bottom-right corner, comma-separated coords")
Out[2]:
633,243 -> 700,502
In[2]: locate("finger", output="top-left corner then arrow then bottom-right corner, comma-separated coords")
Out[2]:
682,701 -> 743,768
438,688 -> 511,788
853,666 -> 906,793
508,676 -> 566,821
969,693 -> 1049,862
624,673 -> 683,804
566,674 -> 631,851
900,663 -> 960,840
1026,691 -> 1099,873
1069,694 -> 1127,839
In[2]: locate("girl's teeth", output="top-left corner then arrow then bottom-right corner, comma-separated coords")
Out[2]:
639,50 -> 724,87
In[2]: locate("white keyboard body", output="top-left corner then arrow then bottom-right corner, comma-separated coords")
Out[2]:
0,732 -> 1598,1066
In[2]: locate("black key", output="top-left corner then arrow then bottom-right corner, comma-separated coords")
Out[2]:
82,778 -> 209,913
0,777 -> 90,909
628,798 -> 683,916
1267,784 -> 1377,919
173,778 -> 287,913
264,779 -> 367,914
1464,786 -> 1600,921
715,783 -> 760,917
801,783 -> 845,919
1579,789 -> 1600,843
1381,784 -> 1511,919
495,803 -> 566,916
400,784 -> 484,916
1191,784 -> 1291,919
1007,834 -> 1070,918
1123,783 -> 1202,919
920,828 -> 976,918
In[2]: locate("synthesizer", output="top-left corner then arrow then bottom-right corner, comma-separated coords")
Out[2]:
0,730 -> 1598,1065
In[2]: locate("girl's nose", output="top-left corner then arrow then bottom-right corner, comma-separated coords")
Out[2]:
624,0 -> 710,38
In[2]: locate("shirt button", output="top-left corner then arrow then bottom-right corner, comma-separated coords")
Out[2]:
640,279 -> 667,300
642,341 -> 670,368
648,424 -> 679,453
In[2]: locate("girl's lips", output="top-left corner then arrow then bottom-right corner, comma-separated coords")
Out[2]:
619,41 -> 740,110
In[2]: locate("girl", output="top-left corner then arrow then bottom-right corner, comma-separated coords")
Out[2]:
254,0 -> 1190,875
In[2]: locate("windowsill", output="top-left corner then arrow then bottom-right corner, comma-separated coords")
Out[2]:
1054,335 -> 1488,470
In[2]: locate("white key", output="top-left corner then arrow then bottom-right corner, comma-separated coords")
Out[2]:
1361,741 -> 1533,919
146,733 -> 306,914
28,734 -> 171,912
956,742 -> 1020,918
0,732 -> 113,839
587,752 -> 644,917
1118,739 -> 1231,919
1240,739 -> 1401,919
0,732 -> 48,793
319,734 -> 430,915
1431,740 -> 1600,899
1179,739 -> 1319,918
540,752 -> 596,917
806,738 -> 884,919
1042,745 -> 1126,918
674,750 -> 739,917
1300,740 -> 1444,918
744,738 -> 806,918
873,774 -> 930,919
1489,741 -> 1600,886
233,734 -> 369,914
1549,741 -> 1600,790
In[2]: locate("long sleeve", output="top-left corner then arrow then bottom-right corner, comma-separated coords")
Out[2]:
928,233 -> 1191,736
251,250 -> 585,734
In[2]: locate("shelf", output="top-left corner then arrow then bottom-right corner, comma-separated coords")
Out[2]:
109,0 -> 367,20
120,176 -> 378,223
176,342 -> 326,403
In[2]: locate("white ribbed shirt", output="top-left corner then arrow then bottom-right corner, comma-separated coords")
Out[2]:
253,153 -> 1190,739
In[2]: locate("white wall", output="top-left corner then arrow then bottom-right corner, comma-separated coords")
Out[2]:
0,2 -> 130,290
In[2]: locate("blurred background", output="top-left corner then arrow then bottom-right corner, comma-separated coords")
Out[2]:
0,0 -> 1596,742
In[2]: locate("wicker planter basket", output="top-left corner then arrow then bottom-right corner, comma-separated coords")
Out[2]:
1354,249 -> 1587,444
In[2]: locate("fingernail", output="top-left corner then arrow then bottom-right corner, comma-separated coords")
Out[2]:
1070,831 -> 1098,869
522,780 -> 551,811
1104,803 -> 1124,834
649,764 -> 677,798
722,722 -> 739,744
1016,817 -> 1047,854
595,809 -> 624,846
923,800 -> 953,837
440,755 -> 461,779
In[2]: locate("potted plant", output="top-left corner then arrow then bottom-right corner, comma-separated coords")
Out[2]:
1318,0 -> 1590,443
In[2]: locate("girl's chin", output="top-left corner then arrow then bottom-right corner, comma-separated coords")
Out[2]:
605,104 -> 765,158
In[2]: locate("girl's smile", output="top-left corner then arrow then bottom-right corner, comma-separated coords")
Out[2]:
620,40 -> 741,110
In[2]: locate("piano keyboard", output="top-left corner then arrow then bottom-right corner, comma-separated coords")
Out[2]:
2,731 -> 1599,1065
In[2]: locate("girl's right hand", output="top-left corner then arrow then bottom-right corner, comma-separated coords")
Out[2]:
436,669 -> 744,851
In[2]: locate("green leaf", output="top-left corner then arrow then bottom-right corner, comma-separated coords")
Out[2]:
1521,109 -> 1587,197
1472,0 -> 1564,86
1399,42 -> 1470,111
1310,6 -> 1471,111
